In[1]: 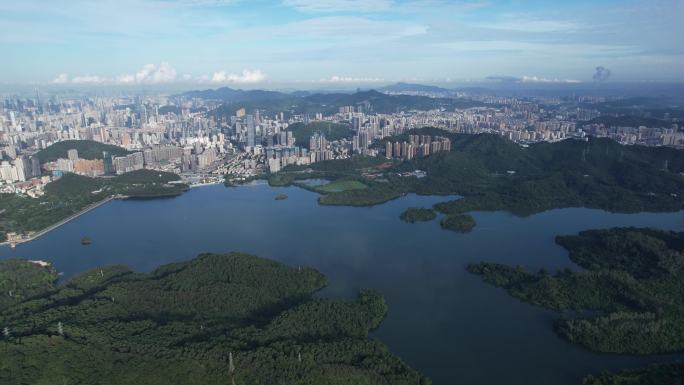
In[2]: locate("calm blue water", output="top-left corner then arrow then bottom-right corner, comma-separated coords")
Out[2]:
1,183 -> 683,385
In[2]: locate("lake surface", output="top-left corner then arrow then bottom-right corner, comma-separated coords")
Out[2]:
1,183 -> 683,385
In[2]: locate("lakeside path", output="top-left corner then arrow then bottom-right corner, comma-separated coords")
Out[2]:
1,195 -> 126,248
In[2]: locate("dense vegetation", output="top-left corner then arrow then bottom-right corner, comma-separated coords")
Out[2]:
35,140 -> 130,163
583,363 -> 684,385
271,128 -> 683,231
0,259 -> 58,309
287,121 -> 354,148
0,252 -> 429,385
399,208 -> 437,223
439,214 -> 475,233
0,170 -> 187,238
314,179 -> 368,194
468,228 -> 684,355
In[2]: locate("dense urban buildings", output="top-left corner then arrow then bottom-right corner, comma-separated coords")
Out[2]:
0,87 -> 681,196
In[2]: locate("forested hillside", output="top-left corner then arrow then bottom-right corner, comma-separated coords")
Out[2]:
0,253 -> 429,385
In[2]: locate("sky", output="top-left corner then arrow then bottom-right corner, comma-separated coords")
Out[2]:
1,0 -> 683,87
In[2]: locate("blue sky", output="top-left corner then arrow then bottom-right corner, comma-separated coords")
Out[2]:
1,0 -> 683,86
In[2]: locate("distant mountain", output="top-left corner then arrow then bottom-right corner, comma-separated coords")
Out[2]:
303,90 -> 484,113
584,115 -> 674,128
182,87 -> 295,104
289,90 -> 312,97
377,82 -> 453,94
195,87 -> 486,118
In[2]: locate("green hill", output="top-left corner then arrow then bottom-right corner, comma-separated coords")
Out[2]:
287,121 -> 353,148
273,127 -> 684,229
0,170 -> 188,237
468,228 -> 684,355
36,140 -> 130,163
400,129 -> 684,218
304,90 -> 484,114
0,252 -> 428,385
469,227 -> 684,383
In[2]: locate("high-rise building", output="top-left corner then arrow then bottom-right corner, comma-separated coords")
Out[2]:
352,135 -> 360,152
102,151 -> 114,174
386,142 -> 393,159
14,156 -> 30,181
67,149 -> 79,161
0,161 -> 13,181
352,116 -> 362,131
30,157 -> 41,177
359,130 -> 370,149
246,115 -> 256,148
113,152 -> 144,174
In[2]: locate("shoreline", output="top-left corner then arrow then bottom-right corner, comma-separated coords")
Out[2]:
0,195 -> 125,248
188,181 -> 222,188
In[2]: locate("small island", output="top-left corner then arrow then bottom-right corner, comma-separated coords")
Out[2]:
468,228 -> 684,355
80,237 -> 92,245
440,214 -> 476,233
400,207 -> 437,223
274,193 -> 288,200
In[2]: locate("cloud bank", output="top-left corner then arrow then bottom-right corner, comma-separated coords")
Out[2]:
50,63 -> 267,85
211,69 -> 266,83
486,75 -> 581,84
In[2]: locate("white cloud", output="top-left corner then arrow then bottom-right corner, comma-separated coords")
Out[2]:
71,74 -> 106,84
521,76 -> 581,83
283,0 -> 392,12
116,74 -> 136,84
128,62 -> 177,84
50,62 -> 181,85
51,73 -> 69,84
487,75 -> 581,83
211,69 -> 266,83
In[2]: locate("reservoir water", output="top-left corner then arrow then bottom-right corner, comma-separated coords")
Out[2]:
1,183 -> 683,385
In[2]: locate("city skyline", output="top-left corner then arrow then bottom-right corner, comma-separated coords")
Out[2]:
2,0 -> 684,85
